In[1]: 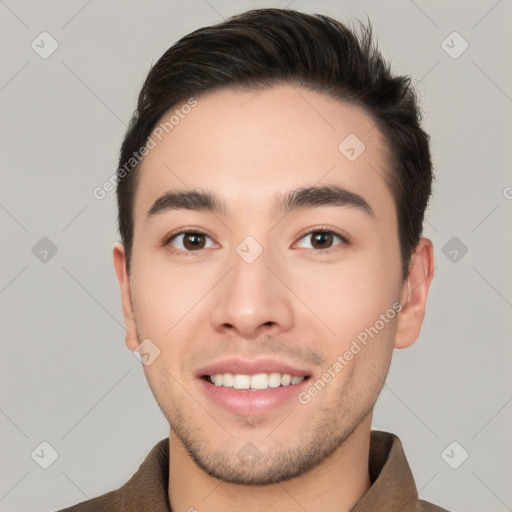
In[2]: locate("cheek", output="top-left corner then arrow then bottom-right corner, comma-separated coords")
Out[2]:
129,255 -> 222,382
290,256 -> 400,346
129,254 -> 212,338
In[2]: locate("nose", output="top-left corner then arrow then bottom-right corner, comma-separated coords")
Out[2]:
209,243 -> 294,340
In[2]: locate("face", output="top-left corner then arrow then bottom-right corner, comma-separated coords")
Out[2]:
114,84 -> 431,485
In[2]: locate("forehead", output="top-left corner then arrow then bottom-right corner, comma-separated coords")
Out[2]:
134,84 -> 393,223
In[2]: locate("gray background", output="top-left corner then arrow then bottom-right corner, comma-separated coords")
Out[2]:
1,0 -> 511,511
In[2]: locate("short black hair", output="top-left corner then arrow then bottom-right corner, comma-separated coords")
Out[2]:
116,8 -> 433,278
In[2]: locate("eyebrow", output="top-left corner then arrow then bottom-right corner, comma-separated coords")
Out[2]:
275,184 -> 374,218
146,185 -> 374,220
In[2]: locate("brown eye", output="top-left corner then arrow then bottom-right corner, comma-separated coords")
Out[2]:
167,231 -> 214,252
295,230 -> 346,251
310,232 -> 334,249
182,233 -> 206,250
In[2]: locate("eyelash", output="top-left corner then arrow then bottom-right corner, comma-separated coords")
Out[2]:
295,228 -> 349,254
163,227 -> 349,257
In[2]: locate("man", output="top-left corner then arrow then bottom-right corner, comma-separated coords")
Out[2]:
60,8 -> 448,512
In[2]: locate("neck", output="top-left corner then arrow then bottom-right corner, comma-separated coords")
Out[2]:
168,415 -> 373,512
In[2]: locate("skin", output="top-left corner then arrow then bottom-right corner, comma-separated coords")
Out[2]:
113,84 -> 434,512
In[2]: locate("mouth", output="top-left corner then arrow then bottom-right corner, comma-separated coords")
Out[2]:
202,372 -> 307,390
195,358 -> 312,416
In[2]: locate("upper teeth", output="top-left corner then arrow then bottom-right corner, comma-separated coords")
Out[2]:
210,373 -> 305,390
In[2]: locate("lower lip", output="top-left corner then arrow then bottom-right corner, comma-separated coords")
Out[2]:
198,377 -> 309,416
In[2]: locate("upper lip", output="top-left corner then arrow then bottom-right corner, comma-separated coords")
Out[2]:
195,357 -> 312,378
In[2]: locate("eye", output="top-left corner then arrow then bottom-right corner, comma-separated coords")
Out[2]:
166,230 -> 216,253
295,229 -> 347,252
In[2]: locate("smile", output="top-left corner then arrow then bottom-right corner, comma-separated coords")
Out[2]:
196,357 -> 313,415
206,372 -> 305,390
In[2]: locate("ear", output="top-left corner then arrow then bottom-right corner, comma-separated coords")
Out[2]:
394,237 -> 434,349
113,242 -> 140,351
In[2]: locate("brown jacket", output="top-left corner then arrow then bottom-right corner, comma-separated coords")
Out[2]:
57,431 -> 450,511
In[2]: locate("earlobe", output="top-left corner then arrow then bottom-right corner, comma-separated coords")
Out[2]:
394,237 -> 434,349
112,242 -> 140,352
